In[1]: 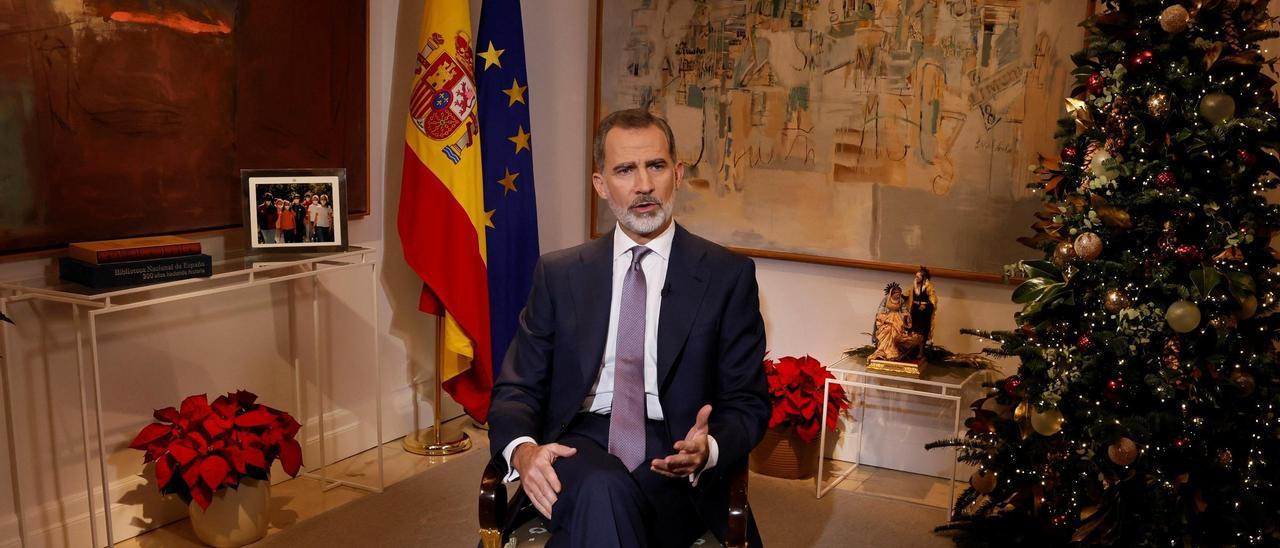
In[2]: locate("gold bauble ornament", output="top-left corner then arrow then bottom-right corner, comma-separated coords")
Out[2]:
1053,242 -> 1076,267
1166,299 -> 1202,333
1217,448 -> 1234,468
1108,437 -> 1139,466
1030,406 -> 1065,436
1237,295 -> 1258,320
970,469 -> 998,494
1088,148 -> 1120,179
1159,5 -> 1191,33
1147,91 -> 1173,119
1199,92 -> 1236,124
1104,289 -> 1131,314
1074,232 -> 1103,262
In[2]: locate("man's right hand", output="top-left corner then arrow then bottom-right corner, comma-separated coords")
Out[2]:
512,442 -> 577,519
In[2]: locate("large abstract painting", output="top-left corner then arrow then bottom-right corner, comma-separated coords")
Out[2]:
593,0 -> 1088,280
0,0 -> 367,255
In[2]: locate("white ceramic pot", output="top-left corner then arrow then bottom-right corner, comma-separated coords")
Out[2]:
188,478 -> 270,547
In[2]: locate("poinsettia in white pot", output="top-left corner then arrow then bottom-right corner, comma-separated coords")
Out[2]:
129,390 -> 303,547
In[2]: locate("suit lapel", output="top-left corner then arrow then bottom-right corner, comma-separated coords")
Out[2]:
569,231 -> 614,386
657,225 -> 709,389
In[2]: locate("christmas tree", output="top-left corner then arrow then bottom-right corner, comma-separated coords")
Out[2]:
930,1 -> 1280,545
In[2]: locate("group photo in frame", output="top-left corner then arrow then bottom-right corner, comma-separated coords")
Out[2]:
241,168 -> 349,253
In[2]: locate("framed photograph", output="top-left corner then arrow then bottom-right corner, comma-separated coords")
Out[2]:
241,168 -> 348,253
590,0 -> 1091,282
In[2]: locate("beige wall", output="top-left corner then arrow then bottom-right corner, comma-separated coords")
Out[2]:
0,1 -> 1022,545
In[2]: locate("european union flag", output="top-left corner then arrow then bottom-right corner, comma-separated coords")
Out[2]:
477,0 -> 538,378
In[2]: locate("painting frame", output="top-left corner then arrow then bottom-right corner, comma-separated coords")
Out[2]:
241,168 -> 349,253
590,0 -> 1098,284
0,0 -> 370,258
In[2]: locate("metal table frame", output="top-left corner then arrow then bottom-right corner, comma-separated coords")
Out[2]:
817,355 -> 966,513
0,247 -> 384,547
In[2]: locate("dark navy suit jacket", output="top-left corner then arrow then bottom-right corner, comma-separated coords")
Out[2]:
488,224 -> 769,538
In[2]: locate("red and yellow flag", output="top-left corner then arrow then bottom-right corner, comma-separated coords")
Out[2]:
397,0 -> 492,422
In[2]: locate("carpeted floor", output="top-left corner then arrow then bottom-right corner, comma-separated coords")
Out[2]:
254,448 -> 954,547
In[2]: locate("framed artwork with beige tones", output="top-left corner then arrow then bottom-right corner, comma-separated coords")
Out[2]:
592,0 -> 1093,281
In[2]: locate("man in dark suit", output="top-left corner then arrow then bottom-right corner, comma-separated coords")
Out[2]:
488,109 -> 769,547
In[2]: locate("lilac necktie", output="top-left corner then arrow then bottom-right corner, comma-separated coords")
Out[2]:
609,245 -> 651,470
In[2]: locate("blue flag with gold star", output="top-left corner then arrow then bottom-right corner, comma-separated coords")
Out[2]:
477,0 -> 538,378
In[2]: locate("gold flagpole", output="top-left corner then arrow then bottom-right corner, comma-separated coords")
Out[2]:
402,317 -> 472,455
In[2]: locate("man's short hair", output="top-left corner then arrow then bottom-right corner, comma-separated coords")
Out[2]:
593,109 -> 676,171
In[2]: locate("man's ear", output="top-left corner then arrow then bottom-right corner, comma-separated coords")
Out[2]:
591,172 -> 609,200
675,161 -> 685,190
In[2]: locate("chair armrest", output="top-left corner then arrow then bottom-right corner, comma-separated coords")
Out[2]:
479,458 -> 508,548
725,462 -> 749,548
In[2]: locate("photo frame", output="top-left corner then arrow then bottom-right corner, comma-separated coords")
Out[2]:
241,168 -> 348,253
590,0 -> 1093,282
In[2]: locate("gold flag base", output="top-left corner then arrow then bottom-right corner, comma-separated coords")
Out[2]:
402,427 -> 472,456
404,317 -> 475,457
867,358 -> 927,378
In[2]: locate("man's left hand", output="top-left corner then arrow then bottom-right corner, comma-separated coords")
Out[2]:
651,404 -> 711,478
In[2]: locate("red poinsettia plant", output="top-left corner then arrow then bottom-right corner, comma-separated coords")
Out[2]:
763,355 -> 851,443
129,390 -> 303,510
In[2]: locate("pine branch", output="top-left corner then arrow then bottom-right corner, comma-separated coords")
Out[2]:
925,438 -> 993,451
953,487 -> 981,516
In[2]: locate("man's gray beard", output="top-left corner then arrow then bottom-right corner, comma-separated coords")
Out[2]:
609,198 -> 674,236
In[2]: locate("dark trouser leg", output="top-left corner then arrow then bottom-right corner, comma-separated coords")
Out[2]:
629,461 -> 705,547
547,426 -> 647,548
546,414 -> 705,548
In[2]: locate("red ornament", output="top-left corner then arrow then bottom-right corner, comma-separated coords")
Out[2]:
1237,149 -> 1257,168
1153,170 -> 1177,190
1104,377 -> 1126,403
1174,244 -> 1204,265
1050,514 -> 1069,528
1061,145 -> 1081,163
1076,334 -> 1095,351
1003,375 -> 1024,396
1173,436 -> 1190,449
1087,72 -> 1105,95
1125,50 -> 1156,71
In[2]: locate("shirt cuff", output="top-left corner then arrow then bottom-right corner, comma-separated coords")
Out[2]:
688,434 -> 718,487
502,436 -> 537,483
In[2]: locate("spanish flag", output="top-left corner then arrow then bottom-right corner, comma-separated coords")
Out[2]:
397,0 -> 492,422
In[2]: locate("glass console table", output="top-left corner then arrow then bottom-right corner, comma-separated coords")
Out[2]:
818,354 -> 985,513
0,247 -> 384,547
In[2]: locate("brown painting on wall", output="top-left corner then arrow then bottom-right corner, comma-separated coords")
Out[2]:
0,0 -> 368,255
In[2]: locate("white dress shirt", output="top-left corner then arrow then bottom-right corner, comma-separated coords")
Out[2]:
582,221 -> 675,419
503,222 -> 718,485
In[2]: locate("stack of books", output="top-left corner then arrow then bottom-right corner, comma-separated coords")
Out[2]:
60,236 -> 213,289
